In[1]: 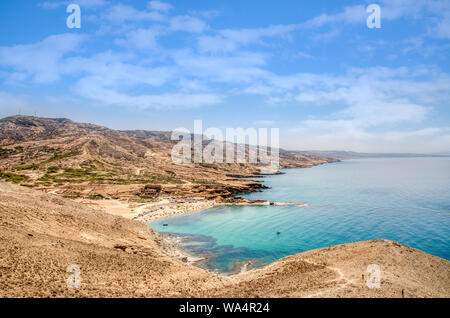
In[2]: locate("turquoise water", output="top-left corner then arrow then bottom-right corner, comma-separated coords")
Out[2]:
150,158 -> 450,274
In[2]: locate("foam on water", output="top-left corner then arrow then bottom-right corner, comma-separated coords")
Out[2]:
150,158 -> 450,273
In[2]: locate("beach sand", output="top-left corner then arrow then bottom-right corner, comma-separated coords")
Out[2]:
74,196 -> 218,222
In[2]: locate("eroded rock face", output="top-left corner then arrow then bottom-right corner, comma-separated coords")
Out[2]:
137,180 -> 269,201
140,185 -> 162,198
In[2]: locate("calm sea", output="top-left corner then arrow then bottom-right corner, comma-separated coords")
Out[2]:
150,158 -> 450,274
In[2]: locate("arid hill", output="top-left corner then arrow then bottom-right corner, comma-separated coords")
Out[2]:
0,115 -> 336,200
0,181 -> 448,298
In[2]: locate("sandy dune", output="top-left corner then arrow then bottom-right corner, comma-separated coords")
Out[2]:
0,182 -> 449,298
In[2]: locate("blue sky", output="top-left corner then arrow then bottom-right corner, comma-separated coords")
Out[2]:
0,0 -> 449,152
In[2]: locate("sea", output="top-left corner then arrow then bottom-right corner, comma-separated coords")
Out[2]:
150,157 -> 450,274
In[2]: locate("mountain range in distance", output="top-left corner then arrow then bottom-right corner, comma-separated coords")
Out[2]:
297,150 -> 450,159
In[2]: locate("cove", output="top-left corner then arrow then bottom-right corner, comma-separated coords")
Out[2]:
150,157 -> 450,274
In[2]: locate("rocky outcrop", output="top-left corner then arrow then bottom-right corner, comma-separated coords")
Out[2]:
139,185 -> 162,198
136,181 -> 269,201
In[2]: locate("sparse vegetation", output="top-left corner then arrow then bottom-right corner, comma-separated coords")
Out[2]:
96,175 -> 184,185
61,168 -> 92,178
20,184 -> 34,188
14,163 -> 40,171
47,166 -> 60,174
31,167 -> 184,186
0,171 -> 29,184
38,146 -> 56,154
62,191 -> 82,199
88,194 -> 105,200
0,148 -> 12,159
0,146 -> 23,159
38,174 -> 54,182
200,163 -> 218,170
43,150 -> 82,164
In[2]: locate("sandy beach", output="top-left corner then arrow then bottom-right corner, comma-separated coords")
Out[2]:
76,195 -> 307,223
74,196 -> 219,222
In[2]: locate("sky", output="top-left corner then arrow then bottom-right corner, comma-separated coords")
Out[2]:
0,0 -> 449,153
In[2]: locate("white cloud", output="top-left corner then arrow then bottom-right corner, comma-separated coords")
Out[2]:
302,5 -> 366,28
102,2 -> 208,36
104,4 -> 166,23
60,49 -> 223,109
74,77 -> 222,109
266,66 -> 450,152
198,24 -> 298,52
292,51 -> 314,59
116,27 -> 165,50
197,35 -> 238,53
297,0 -> 450,43
148,1 -> 173,12
384,127 -> 450,141
172,50 -> 269,84
193,0 -> 450,51
283,124 -> 450,153
169,15 -> 207,33
39,0 -> 107,9
433,12 -> 450,38
0,34 -> 84,83
64,51 -> 177,88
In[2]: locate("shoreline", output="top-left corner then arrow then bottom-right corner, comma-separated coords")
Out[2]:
74,170 -> 310,275
76,196 -> 307,223
77,196 -> 308,274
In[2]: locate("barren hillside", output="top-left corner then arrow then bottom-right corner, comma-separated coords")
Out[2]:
0,115 -> 336,200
